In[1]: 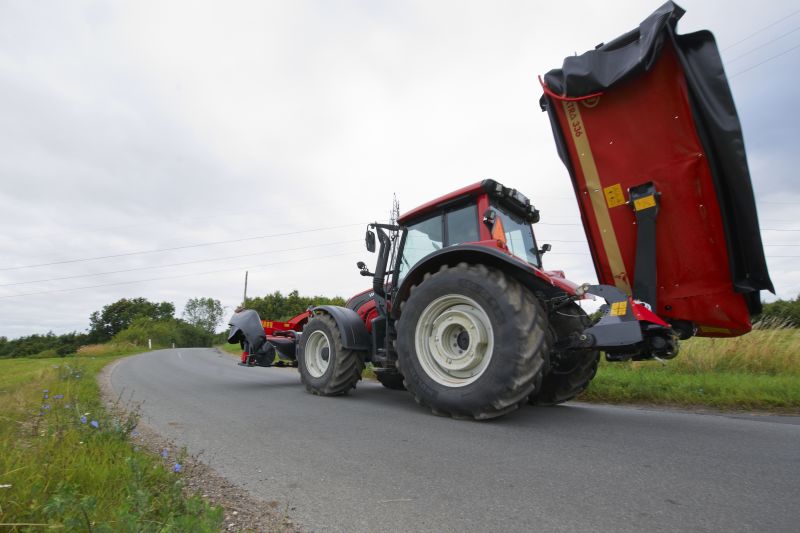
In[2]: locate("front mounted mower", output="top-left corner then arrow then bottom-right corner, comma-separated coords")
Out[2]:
227,2 -> 772,420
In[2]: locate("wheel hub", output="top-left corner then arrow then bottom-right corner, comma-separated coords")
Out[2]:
414,294 -> 494,387
305,330 -> 331,378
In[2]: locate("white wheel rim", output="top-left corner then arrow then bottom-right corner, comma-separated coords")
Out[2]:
414,294 -> 494,387
305,330 -> 331,378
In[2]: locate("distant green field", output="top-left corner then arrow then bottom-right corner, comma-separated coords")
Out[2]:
0,346 -> 222,531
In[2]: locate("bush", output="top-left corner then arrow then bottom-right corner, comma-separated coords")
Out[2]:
757,296 -> 800,328
0,331 -> 88,359
113,318 -> 214,349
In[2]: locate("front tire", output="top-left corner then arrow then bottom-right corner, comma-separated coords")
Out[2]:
298,314 -> 365,396
396,263 -> 551,420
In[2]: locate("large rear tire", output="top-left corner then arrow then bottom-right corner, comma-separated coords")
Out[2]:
530,303 -> 599,405
298,314 -> 365,396
396,263 -> 551,420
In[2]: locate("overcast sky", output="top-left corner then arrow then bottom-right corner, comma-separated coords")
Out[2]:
1,0 -> 798,339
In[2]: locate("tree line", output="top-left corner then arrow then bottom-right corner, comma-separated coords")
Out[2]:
3,292 -> 795,358
0,291 -> 343,358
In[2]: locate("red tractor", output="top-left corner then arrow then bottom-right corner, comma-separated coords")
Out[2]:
227,2 -> 773,420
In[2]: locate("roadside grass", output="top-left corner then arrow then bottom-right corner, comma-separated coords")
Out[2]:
217,343 -> 243,356
583,326 -> 800,411
0,348 -> 222,531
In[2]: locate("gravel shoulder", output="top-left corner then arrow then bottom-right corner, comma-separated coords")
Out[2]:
99,354 -> 301,533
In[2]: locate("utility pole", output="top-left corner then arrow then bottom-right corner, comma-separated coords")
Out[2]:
242,270 -> 249,307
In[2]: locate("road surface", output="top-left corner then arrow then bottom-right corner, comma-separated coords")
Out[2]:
111,348 -> 800,532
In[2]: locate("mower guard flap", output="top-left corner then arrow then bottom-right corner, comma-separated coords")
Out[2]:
540,1 -> 772,337
227,309 -> 267,352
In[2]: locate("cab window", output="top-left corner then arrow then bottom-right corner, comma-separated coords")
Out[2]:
398,204 -> 479,281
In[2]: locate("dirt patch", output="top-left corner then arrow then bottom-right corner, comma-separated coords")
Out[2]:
98,355 -> 301,532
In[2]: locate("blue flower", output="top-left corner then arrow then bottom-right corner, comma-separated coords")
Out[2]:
53,394 -> 64,400
43,393 -> 49,399
43,389 -> 49,393
42,404 -> 50,411
80,415 -> 87,424
90,420 -> 99,429
161,449 -> 169,459
173,463 -> 182,473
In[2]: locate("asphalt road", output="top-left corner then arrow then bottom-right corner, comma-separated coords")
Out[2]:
111,348 -> 800,533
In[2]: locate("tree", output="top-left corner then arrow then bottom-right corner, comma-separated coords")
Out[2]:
88,298 -> 175,342
246,290 -> 345,321
182,297 -> 225,333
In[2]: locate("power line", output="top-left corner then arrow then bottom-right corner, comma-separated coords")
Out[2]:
730,42 -> 800,78
0,222 -> 367,272
722,8 -> 800,50
726,25 -> 800,63
0,239 -> 361,288
0,249 -> 362,301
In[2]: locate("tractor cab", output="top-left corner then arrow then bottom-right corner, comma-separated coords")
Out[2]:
394,180 -> 544,285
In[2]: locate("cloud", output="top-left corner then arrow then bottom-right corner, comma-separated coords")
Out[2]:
0,0 -> 797,337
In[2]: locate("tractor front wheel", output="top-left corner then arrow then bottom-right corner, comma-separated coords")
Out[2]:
298,314 -> 365,396
396,263 -> 551,420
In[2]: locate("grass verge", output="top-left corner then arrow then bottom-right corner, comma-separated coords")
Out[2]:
0,346 -> 223,531
582,327 -> 800,412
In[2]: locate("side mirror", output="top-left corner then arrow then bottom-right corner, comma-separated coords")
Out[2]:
365,230 -> 376,253
539,243 -> 552,255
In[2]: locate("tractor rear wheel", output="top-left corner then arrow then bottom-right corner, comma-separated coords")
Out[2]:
530,302 -> 599,405
375,370 -> 406,390
396,263 -> 551,420
298,314 -> 365,396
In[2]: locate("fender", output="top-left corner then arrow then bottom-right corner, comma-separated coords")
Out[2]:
227,309 -> 267,352
393,244 -> 580,318
312,305 -> 372,351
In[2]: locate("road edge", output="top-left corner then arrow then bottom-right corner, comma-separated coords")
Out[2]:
99,351 -> 301,532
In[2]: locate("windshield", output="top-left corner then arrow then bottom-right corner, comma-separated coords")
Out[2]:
494,204 -> 540,268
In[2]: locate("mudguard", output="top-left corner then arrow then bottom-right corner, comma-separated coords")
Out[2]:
227,309 -> 267,352
541,1 -> 772,337
312,305 -> 371,351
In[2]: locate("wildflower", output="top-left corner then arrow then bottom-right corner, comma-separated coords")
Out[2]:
53,394 -> 64,400
80,415 -> 87,424
43,389 -> 49,393
90,420 -> 99,429
42,404 -> 51,411
161,449 -> 169,459
43,393 -> 49,399
173,463 -> 182,473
